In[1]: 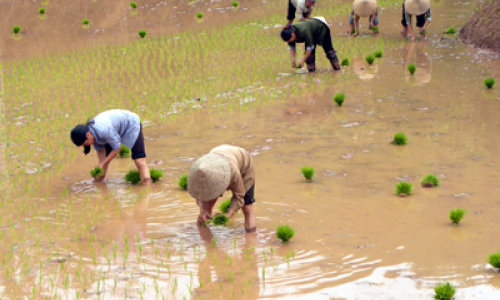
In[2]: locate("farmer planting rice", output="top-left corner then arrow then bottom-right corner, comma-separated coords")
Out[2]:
349,0 -> 379,37
287,0 -> 317,24
70,109 -> 150,184
188,145 -> 256,233
281,17 -> 341,72
401,0 -> 432,41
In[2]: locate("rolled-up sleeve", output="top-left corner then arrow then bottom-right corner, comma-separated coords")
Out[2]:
405,11 -> 412,25
288,41 -> 296,50
425,9 -> 432,21
228,170 -> 246,212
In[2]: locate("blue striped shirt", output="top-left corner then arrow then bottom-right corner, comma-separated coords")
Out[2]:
88,109 -> 141,151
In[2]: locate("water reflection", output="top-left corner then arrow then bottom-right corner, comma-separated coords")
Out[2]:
405,41 -> 432,86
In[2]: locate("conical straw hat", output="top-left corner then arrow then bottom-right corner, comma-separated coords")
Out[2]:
353,0 -> 378,18
404,0 -> 430,16
188,153 -> 230,202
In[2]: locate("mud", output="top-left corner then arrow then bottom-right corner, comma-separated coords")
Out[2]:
460,0 -> 500,51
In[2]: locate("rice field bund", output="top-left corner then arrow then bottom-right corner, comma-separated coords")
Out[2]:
1,0 -> 500,299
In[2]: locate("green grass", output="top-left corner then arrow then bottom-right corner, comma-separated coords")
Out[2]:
196,12 -> 204,19
433,282 -> 456,300
449,208 -> 465,225
393,132 -> 407,145
407,63 -> 416,75
333,92 -> 345,106
82,19 -> 90,25
488,253 -> 500,269
421,174 -> 439,187
178,173 -> 188,190
90,167 -> 104,178
395,181 -> 413,196
150,169 -> 163,183
12,26 -> 21,34
340,58 -> 350,66
219,199 -> 231,214
276,225 -> 295,243
444,27 -> 456,34
39,8 -> 46,14
138,30 -> 147,38
130,2 -> 137,8
212,214 -> 229,226
125,170 -> 141,184
373,49 -> 383,58
232,1 -> 239,7
365,54 -> 375,65
484,78 -> 495,89
301,166 -> 315,182
118,145 -> 131,158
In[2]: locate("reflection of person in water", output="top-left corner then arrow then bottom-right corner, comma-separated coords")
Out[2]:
404,40 -> 432,86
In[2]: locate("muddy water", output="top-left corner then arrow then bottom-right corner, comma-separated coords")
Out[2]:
2,0 -> 500,299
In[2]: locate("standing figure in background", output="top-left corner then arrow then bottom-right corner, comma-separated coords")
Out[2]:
401,0 -> 432,41
349,0 -> 379,37
287,0 -> 317,24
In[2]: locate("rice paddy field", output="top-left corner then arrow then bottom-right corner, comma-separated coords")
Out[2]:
1,0 -> 500,299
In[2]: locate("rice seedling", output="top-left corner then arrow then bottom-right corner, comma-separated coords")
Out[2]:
125,170 -> 141,184
341,58 -> 350,66
276,225 -> 295,243
395,181 -> 413,197
433,282 -> 456,300
333,92 -> 345,106
12,26 -> 21,34
82,19 -> 90,25
392,132 -> 407,145
150,169 -> 163,183
365,54 -> 375,65
130,2 -> 137,8
178,173 -> 188,190
421,174 -> 439,187
484,78 -> 495,89
444,27 -> 456,34
219,199 -> 231,213
118,145 -> 131,158
449,208 -> 466,225
300,166 -> 315,182
138,30 -> 147,38
232,1 -> 239,7
373,49 -> 383,58
407,63 -> 416,75
212,214 -> 228,226
370,26 -> 379,33
90,167 -> 104,178
488,252 -> 500,269
196,12 -> 204,19
39,8 -> 46,14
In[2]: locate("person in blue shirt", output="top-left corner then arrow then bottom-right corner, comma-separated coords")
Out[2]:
70,109 -> 151,184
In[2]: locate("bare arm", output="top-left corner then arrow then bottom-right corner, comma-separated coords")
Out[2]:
353,18 -> 360,36
407,24 -> 415,41
290,48 -> 297,68
300,49 -> 313,67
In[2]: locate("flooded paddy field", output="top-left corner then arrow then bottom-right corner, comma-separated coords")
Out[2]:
1,0 -> 500,299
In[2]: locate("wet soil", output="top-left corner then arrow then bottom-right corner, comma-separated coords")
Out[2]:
460,0 -> 500,51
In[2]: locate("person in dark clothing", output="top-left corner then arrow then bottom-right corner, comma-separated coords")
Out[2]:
287,0 -> 317,24
280,18 -> 340,72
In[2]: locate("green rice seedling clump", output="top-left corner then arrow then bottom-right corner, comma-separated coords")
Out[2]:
196,12 -> 203,19
39,8 -> 46,14
433,282 -> 456,300
341,58 -> 350,66
449,208 -> 465,225
212,214 -> 229,226
488,252 -> 500,269
178,173 -> 188,190
276,225 -> 295,243
82,19 -> 90,25
421,174 -> 439,187
408,63 -> 416,75
484,78 -> 495,89
301,166 -> 315,182
395,181 -> 413,196
219,199 -> 231,213
373,49 -> 383,58
370,26 -> 379,33
333,92 -> 345,106
130,2 -> 137,8
150,169 -> 163,183
12,26 -> 21,34
392,132 -> 407,145
365,54 -> 375,64
119,145 -> 131,158
125,170 -> 141,184
138,30 -> 147,38
420,30 -> 427,34
444,27 -> 456,34
232,1 -> 239,7
90,167 -> 104,178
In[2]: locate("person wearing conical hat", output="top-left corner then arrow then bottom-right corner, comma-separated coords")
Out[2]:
280,18 -> 341,72
287,0 -> 317,24
401,0 -> 432,41
188,145 -> 256,233
349,0 -> 379,37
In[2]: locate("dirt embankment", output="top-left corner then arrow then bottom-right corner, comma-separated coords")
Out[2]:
460,0 -> 500,51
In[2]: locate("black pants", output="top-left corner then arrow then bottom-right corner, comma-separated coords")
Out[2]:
401,4 -> 426,28
287,0 -> 308,21
244,185 -> 256,206
105,124 -> 146,160
305,21 -> 337,68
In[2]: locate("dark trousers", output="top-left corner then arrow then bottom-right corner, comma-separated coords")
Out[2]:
287,0 -> 308,21
305,21 -> 337,69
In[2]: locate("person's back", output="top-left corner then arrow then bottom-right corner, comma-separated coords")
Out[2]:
291,19 -> 328,46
